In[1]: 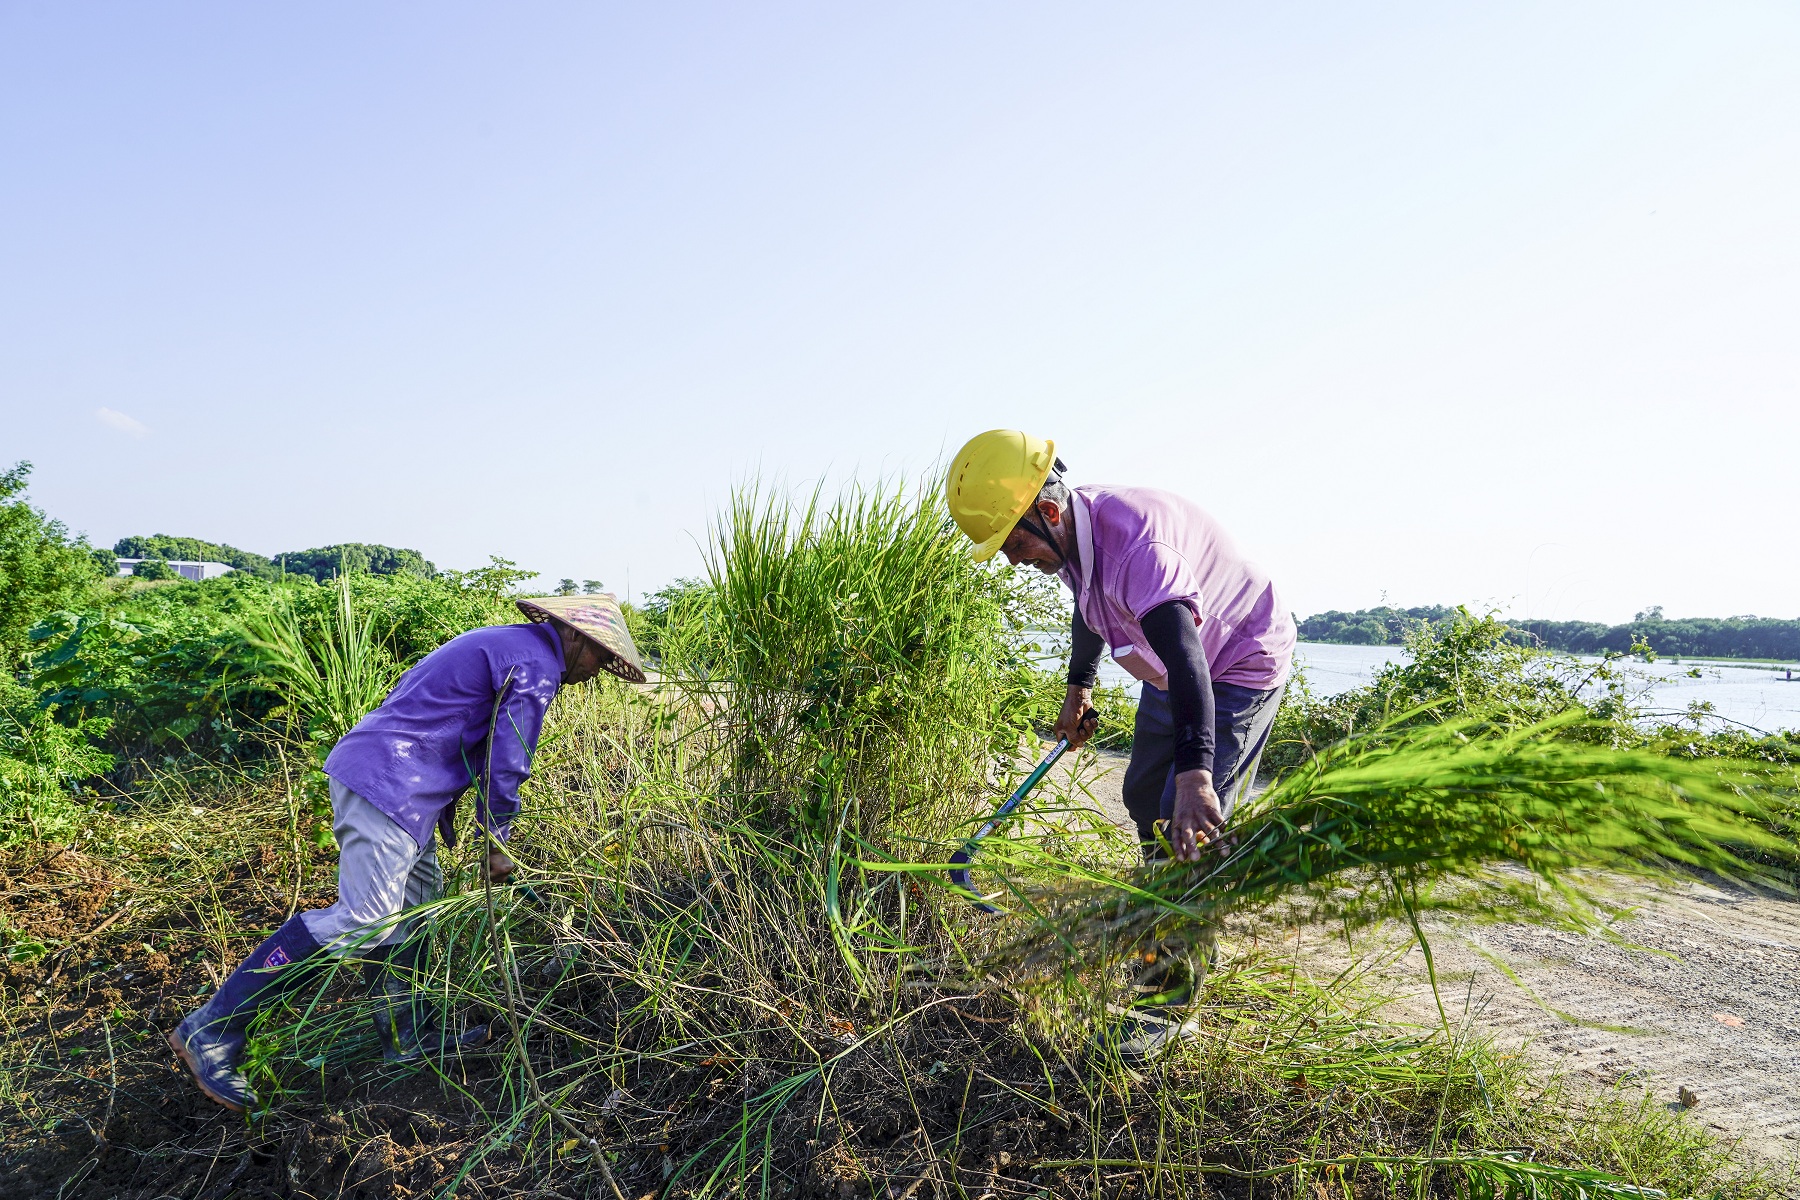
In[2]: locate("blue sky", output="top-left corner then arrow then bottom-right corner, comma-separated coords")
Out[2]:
4,3 -> 1796,622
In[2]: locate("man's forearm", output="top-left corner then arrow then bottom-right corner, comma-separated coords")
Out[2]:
1068,604 -> 1104,688
1139,599 -> 1215,775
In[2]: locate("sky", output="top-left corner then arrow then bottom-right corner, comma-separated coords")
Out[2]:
3,3 -> 1796,624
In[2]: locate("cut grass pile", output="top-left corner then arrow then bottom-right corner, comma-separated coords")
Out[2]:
2,481 -> 1794,1199
993,714 -> 1794,980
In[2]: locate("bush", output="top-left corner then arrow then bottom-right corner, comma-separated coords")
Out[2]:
28,572 -> 289,763
0,461 -> 104,669
128,557 -> 177,581
0,678 -> 113,847
27,567 -> 519,767
1266,608 -> 1643,773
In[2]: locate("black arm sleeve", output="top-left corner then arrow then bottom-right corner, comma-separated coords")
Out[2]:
1139,600 -> 1216,775
1068,604 -> 1104,689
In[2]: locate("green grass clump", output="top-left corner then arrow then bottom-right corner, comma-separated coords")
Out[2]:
0,678 -> 113,849
998,714 -> 1793,978
650,479 -> 1052,843
240,575 -> 403,749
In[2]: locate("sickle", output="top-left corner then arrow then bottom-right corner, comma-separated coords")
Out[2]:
947,737 -> 1070,913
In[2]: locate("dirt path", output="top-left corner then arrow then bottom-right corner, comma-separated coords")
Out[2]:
1053,746 -> 1800,1172
1382,880 -> 1800,1167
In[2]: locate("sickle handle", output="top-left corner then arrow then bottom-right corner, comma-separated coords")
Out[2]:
946,735 -> 1071,912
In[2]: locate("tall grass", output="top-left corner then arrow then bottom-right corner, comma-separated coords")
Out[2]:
240,575 -> 400,748
655,480 -> 1047,842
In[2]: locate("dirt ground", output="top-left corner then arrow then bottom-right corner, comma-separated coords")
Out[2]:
1062,746 -> 1800,1175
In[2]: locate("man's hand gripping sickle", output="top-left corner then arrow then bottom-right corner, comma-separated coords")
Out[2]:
1053,684 -> 1102,749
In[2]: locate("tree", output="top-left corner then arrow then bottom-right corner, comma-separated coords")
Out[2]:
438,555 -> 534,597
113,534 -> 275,577
0,461 -> 104,668
556,579 -> 578,596
581,580 -> 604,594
129,558 -> 178,581
274,543 -> 436,582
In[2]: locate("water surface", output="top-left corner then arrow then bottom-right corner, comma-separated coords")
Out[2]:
1092,641 -> 1800,733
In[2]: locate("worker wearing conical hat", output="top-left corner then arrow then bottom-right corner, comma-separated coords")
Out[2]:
168,595 -> 647,1112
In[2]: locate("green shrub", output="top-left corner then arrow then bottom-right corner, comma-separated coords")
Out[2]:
128,557 -> 177,581
1266,608 -> 1644,773
28,572 -> 287,762
0,461 -> 105,669
0,678 -> 113,846
27,566 -> 518,767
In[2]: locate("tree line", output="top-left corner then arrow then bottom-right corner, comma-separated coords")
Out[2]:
1297,604 -> 1800,661
110,534 -> 434,582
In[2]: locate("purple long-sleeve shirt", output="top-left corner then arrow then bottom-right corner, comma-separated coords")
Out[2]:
324,623 -> 564,849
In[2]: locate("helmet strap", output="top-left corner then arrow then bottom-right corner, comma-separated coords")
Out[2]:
1016,505 -> 1068,572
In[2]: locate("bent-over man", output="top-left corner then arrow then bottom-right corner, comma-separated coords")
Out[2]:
168,595 -> 646,1111
947,429 -> 1294,1053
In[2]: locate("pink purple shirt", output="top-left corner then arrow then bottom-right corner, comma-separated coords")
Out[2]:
323,623 -> 563,848
1062,485 -> 1294,691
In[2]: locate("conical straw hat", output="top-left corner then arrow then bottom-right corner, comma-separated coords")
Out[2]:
514,594 -> 647,684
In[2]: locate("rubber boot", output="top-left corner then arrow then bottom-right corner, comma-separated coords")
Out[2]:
168,915 -> 327,1112
362,935 -> 489,1063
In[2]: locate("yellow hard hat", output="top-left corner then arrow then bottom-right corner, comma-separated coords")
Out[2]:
945,429 -> 1057,562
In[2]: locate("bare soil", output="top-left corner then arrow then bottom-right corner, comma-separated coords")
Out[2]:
1066,746 -> 1800,1176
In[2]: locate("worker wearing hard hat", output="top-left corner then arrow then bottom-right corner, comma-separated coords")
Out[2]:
948,430 -> 1293,1053
947,429 -> 1294,862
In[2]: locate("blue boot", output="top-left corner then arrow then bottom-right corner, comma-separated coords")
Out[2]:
168,915 -> 326,1112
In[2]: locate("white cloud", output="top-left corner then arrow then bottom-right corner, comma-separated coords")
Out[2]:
95,407 -> 148,437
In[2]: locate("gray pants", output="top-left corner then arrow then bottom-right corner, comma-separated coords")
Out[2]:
1122,679 -> 1285,851
299,780 -> 444,956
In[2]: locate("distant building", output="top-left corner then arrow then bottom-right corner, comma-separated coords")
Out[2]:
116,559 -> 236,582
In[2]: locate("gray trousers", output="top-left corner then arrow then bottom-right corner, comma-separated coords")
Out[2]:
299,780 -> 444,956
1122,679 -> 1285,851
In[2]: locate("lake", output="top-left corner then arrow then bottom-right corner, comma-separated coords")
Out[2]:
1093,641 -> 1800,734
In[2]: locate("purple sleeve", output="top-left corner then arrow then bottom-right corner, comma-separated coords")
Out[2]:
1114,540 -> 1204,623
477,666 -> 559,842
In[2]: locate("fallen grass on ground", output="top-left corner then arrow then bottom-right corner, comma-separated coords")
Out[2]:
2,481 -> 1790,1199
